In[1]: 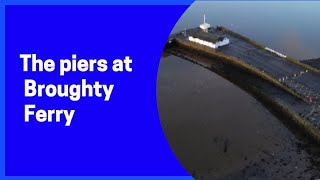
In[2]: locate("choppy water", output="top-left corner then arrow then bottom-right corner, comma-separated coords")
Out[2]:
157,2 -> 320,179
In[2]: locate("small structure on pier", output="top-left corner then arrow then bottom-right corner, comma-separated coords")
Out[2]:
187,15 -> 230,49
200,15 -> 210,32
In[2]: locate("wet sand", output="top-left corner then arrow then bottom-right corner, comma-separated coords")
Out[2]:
157,55 -> 320,180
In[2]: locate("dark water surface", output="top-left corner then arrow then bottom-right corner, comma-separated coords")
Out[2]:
157,2 -> 320,180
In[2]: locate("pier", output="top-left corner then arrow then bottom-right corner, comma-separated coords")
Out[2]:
164,23 -> 320,143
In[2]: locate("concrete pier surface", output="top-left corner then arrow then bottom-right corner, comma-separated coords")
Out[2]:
304,58 -> 320,70
165,26 -> 320,143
